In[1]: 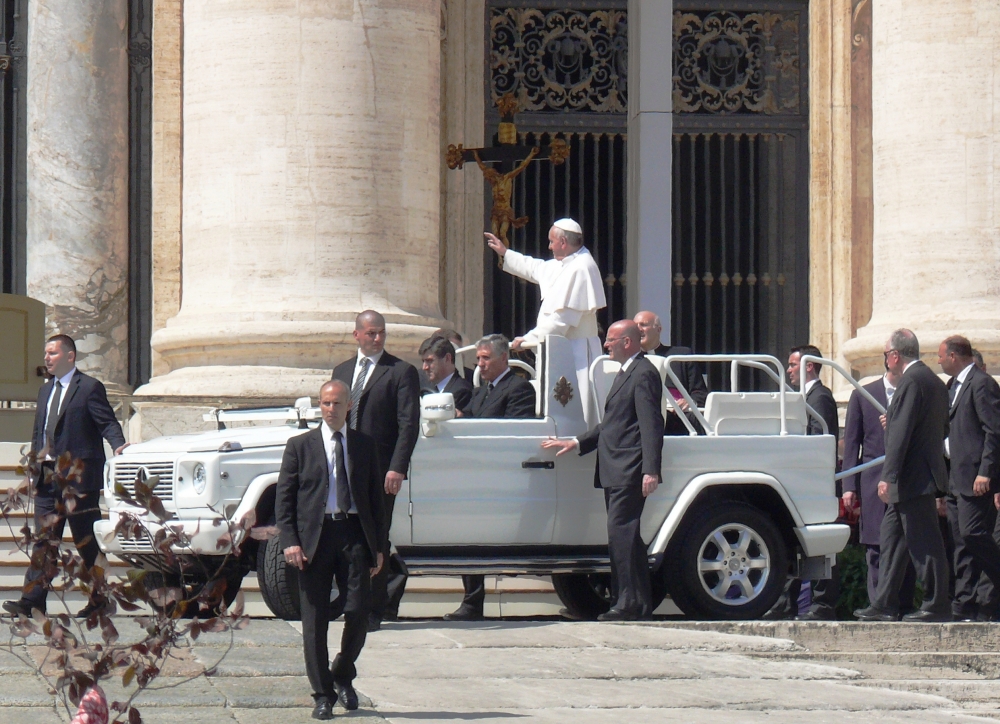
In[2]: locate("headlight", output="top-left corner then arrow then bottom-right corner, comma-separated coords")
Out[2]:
192,463 -> 207,495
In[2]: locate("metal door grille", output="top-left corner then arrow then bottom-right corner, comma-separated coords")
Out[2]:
671,1 -> 809,391
487,131 -> 626,340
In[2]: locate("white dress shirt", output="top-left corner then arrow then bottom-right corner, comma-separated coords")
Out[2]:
620,352 -> 640,373
883,375 -> 896,406
351,349 -> 384,390
435,371 -> 455,393
804,378 -> 819,395
321,420 -> 356,515
44,367 -> 77,433
944,363 -> 975,458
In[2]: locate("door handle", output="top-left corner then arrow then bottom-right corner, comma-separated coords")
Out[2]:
521,460 -> 554,469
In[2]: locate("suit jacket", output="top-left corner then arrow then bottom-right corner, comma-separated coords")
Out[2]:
464,369 -> 536,419
578,354 -> 664,489
333,351 -> 420,477
882,360 -> 949,503
422,373 -> 474,413
275,426 -> 386,566
948,365 -> 1000,496
806,380 -> 840,438
652,344 -> 708,406
842,379 -> 889,544
31,371 -> 126,493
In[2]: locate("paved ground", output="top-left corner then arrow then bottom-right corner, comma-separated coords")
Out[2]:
4,618 -> 1000,723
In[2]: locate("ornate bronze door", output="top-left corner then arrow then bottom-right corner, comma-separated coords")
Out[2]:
484,1 -> 628,340
671,1 -> 809,389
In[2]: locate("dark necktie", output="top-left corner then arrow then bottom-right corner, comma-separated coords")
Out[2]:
334,431 -> 352,513
45,380 -> 63,450
350,358 -> 370,430
485,382 -> 495,399
949,381 -> 959,407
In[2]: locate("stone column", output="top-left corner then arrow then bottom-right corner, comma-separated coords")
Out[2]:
842,0 -> 1000,376
26,0 -> 130,391
139,0 -> 448,400
625,0 -> 673,326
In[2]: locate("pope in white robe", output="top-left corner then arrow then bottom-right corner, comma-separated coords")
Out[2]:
485,218 -> 607,427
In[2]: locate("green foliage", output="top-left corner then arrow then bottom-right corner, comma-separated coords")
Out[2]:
835,544 -> 869,620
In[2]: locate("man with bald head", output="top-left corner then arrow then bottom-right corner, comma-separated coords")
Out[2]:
277,380 -> 385,718
486,218 -> 606,426
543,320 -> 664,620
332,310 -> 420,630
634,310 -> 708,435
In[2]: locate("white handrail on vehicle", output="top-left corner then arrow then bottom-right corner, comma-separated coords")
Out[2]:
835,455 -> 886,481
798,355 -> 887,416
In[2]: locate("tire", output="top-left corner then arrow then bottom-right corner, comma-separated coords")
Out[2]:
552,571 -> 667,620
666,502 -> 787,620
257,535 -> 301,620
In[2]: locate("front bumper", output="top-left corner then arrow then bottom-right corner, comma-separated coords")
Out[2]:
95,512 -> 238,557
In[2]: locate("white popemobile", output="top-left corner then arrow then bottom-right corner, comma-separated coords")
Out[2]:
95,336 -> 879,620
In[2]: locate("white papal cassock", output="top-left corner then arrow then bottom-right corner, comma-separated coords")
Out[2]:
501,245 -> 607,427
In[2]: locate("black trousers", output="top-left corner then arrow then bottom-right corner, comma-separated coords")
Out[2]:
299,517 -> 371,700
22,489 -> 102,609
873,494 -> 950,614
458,575 -> 486,614
951,492 -> 1000,617
604,485 -> 652,616
865,544 -> 916,611
369,491 -> 407,619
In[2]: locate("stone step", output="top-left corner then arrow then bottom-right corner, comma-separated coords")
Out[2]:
657,621 -> 1000,653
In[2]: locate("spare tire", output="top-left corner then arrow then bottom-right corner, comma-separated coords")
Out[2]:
257,535 -> 301,620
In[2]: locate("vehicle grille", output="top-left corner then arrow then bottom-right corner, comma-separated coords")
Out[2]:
113,461 -> 175,502
116,533 -> 156,554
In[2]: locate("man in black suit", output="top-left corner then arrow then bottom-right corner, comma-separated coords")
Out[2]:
431,328 -> 476,382
3,335 -> 127,619
634,310 -> 708,435
842,369 -> 916,608
938,335 -> 1000,621
332,310 -> 420,630
460,334 -> 536,419
544,320 -> 663,620
419,336 -> 473,411
765,345 -> 841,620
856,329 -> 952,622
277,380 -> 385,719
444,334 -> 536,621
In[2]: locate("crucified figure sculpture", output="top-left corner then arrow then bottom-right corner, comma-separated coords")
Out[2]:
475,146 -> 540,251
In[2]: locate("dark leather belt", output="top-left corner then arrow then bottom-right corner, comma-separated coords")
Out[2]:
325,511 -> 358,521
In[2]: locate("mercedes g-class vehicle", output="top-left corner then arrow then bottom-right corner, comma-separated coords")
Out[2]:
96,336 -> 864,620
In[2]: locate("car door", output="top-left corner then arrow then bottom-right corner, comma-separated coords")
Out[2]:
408,417 -> 558,545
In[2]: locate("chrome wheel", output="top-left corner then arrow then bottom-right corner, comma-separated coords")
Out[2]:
696,523 -> 771,606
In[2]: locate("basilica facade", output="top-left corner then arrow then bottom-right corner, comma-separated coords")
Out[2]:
0,0 -> 996,433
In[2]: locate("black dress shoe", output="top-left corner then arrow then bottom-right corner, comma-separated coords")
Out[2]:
311,697 -> 334,720
853,605 -> 899,622
2,599 -> 42,618
76,598 -> 106,620
443,607 -> 484,622
796,609 -> 837,622
597,608 -> 639,622
902,609 -> 951,623
761,607 -> 795,621
558,607 -> 585,621
367,614 -> 381,632
382,610 -> 399,622
334,680 -> 359,711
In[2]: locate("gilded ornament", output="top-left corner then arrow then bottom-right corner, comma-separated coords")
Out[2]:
553,376 -> 574,407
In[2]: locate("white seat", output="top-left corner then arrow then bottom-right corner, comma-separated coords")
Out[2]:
703,392 -> 808,436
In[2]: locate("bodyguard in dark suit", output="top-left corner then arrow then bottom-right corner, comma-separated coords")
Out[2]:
3,335 -> 127,619
419,336 -> 473,412
765,345 -> 841,620
856,329 -> 952,622
842,373 -> 916,607
445,334 -> 536,621
544,320 -> 664,620
634,311 -> 708,435
938,335 -> 1000,620
277,380 -> 385,719
332,310 -> 420,629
